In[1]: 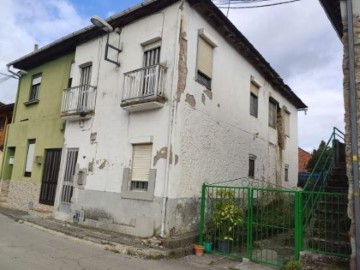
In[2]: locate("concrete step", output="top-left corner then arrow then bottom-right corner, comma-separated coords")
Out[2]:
307,237 -> 351,255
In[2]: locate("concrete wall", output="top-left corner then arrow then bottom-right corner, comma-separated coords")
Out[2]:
55,2 -> 301,237
1,53 -> 74,212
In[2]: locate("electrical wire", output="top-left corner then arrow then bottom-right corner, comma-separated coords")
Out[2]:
215,0 -> 300,8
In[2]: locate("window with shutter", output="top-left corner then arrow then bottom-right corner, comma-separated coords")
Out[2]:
29,74 -> 42,101
250,82 -> 259,118
24,139 -> 36,177
284,111 -> 290,137
196,37 -> 214,89
269,99 -> 277,129
131,144 -> 152,191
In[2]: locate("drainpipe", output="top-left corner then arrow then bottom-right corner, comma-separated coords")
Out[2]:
160,0 -> 185,237
346,0 -> 360,268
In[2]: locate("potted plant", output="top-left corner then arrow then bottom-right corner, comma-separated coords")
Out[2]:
194,243 -> 205,256
212,189 -> 244,254
203,232 -> 213,253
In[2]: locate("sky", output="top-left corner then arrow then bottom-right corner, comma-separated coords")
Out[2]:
0,0 -> 344,152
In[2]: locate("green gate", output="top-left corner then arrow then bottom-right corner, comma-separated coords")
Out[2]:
199,181 -> 350,268
199,180 -> 300,267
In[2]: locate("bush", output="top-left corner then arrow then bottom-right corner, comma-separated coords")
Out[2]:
284,261 -> 302,270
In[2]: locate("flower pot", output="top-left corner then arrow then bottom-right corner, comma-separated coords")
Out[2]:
194,244 -> 205,256
203,242 -> 213,253
218,239 -> 232,254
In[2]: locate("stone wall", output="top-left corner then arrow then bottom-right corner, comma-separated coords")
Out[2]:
6,180 -> 52,217
342,15 -> 360,270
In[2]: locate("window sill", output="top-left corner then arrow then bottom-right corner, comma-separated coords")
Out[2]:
24,99 -> 39,106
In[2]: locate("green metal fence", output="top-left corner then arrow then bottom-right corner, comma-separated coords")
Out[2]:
199,181 -> 350,268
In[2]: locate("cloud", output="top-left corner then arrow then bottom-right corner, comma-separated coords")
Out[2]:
0,0 -> 88,103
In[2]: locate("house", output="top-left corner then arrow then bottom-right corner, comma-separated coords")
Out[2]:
298,147 -> 311,173
0,51 -> 74,212
2,0 -> 306,237
319,0 -> 360,268
0,103 -> 14,151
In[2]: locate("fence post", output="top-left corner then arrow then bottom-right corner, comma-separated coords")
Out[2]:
199,183 -> 206,245
295,191 -> 302,260
247,188 -> 253,260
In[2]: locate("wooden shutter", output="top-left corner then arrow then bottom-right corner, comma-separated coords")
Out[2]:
131,144 -> 152,182
197,37 -> 213,78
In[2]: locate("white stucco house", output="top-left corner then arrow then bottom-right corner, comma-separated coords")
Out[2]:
19,0 -> 307,237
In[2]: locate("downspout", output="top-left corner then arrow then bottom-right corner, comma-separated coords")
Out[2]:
160,0 -> 185,237
346,0 -> 360,267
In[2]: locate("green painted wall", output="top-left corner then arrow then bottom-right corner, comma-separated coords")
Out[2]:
3,53 -> 74,183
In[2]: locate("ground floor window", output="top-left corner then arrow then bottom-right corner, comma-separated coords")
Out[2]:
131,144 -> 152,191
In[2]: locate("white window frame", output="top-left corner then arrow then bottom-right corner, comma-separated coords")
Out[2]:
24,139 -> 36,177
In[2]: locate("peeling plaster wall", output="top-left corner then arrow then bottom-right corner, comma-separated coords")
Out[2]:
54,5 -> 181,237
168,3 -> 299,204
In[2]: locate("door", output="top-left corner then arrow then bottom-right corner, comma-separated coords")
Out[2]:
60,148 -> 78,204
79,64 -> 92,111
39,149 -> 62,205
142,47 -> 160,95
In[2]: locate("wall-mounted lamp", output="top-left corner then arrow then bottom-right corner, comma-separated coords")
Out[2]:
91,15 -> 122,66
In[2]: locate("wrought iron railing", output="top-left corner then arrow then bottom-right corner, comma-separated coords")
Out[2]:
61,85 -> 96,115
122,64 -> 166,101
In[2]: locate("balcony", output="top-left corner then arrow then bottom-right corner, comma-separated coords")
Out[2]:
121,64 -> 166,112
61,85 -> 96,120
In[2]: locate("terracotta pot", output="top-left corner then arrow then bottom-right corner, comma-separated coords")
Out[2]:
194,244 -> 205,256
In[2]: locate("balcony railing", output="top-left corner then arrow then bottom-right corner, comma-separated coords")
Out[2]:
61,85 -> 96,117
121,64 -> 166,111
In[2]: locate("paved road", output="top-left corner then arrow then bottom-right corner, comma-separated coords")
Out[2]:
0,213 -> 240,270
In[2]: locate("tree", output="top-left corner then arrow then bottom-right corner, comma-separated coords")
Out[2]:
306,140 -> 332,172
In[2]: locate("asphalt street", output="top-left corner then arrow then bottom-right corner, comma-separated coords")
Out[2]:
0,213 -> 240,270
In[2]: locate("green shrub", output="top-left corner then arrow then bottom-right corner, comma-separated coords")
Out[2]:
284,261 -> 302,270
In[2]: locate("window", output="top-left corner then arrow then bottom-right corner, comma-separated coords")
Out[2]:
269,99 -> 278,129
284,165 -> 289,182
248,156 -> 256,178
196,36 -> 214,89
250,82 -> 259,117
284,111 -> 290,137
24,139 -> 36,177
80,64 -> 92,86
29,74 -> 42,101
143,47 -> 160,67
130,144 -> 152,191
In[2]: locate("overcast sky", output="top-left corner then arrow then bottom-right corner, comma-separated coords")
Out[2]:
0,0 -> 343,152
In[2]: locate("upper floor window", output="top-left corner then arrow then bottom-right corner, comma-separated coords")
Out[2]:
269,98 -> 278,129
143,46 -> 160,67
80,64 -> 92,86
68,62 -> 75,88
29,74 -> 42,102
284,110 -> 290,137
250,82 -> 259,118
196,36 -> 214,89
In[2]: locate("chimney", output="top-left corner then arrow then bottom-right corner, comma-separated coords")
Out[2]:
34,44 -> 39,52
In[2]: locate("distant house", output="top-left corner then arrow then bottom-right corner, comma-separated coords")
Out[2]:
1,0 -> 306,237
298,147 -> 311,173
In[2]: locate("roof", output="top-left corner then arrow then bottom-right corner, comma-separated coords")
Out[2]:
7,0 -> 307,109
0,103 -> 14,113
318,0 -> 343,38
